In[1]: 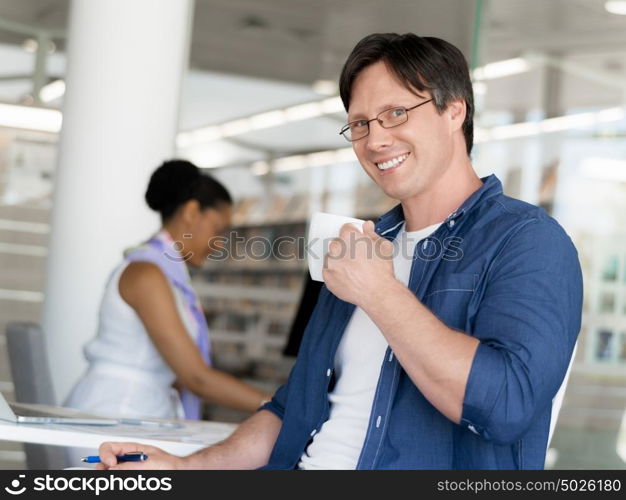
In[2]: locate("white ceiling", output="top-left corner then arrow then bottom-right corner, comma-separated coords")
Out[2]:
0,0 -> 475,83
1,0 -> 626,169
2,0 -> 626,80
1,0 -> 625,108
486,0 -> 626,57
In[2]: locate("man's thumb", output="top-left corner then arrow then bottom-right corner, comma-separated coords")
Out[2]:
363,220 -> 378,238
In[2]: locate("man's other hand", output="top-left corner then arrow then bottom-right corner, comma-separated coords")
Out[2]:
97,442 -> 184,470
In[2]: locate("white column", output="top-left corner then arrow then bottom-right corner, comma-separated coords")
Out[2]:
43,0 -> 195,403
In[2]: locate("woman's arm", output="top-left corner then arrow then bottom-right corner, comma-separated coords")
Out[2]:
119,261 -> 270,413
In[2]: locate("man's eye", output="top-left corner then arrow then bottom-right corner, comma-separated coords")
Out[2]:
350,120 -> 369,129
390,108 -> 407,118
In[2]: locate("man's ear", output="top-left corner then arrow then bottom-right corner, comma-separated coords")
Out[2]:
447,99 -> 466,132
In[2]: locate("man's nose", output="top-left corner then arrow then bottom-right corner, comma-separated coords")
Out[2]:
365,120 -> 393,151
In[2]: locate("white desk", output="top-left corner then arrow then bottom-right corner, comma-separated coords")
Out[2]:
0,403 -> 236,456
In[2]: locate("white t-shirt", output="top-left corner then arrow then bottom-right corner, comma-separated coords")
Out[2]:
298,220 -> 442,469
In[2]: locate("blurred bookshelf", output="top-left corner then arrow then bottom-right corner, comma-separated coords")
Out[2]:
191,193 -> 309,397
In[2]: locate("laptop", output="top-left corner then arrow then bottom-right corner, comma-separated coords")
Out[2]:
0,393 -> 118,426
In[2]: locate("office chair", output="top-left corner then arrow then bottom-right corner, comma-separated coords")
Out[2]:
549,342 -> 577,447
6,321 -> 67,469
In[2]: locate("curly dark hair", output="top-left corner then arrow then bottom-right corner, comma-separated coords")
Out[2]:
145,159 -> 232,222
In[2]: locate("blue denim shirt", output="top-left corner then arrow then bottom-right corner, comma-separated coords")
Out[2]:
261,174 -> 583,469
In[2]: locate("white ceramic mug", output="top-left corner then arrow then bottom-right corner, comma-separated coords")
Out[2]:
307,211 -> 365,282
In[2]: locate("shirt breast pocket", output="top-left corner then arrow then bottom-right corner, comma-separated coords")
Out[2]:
422,272 -> 478,330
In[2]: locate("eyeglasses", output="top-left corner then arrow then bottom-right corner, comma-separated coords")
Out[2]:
339,98 -> 434,142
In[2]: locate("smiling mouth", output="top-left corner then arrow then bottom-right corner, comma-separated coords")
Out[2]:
376,153 -> 410,171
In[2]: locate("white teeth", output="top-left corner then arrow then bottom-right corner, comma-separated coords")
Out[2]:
376,154 -> 408,170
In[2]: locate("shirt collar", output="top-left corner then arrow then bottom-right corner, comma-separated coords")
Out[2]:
376,174 -> 503,236
155,228 -> 174,243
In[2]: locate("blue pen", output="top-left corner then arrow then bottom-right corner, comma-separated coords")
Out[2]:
81,452 -> 148,463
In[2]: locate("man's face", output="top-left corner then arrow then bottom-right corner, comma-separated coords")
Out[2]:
348,61 -> 458,203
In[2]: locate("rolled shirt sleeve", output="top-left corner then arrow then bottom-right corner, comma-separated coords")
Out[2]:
461,217 -> 583,444
259,383 -> 287,420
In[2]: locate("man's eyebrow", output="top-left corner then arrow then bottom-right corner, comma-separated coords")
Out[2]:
348,103 -> 398,120
348,98 -> 429,121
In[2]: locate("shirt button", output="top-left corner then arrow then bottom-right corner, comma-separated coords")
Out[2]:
376,415 -> 382,428
468,424 -> 478,435
326,368 -> 332,377
448,220 -> 456,228
388,351 -> 394,362
310,429 -> 317,437
422,239 -> 428,250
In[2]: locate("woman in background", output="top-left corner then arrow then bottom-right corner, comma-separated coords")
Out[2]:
66,160 -> 270,420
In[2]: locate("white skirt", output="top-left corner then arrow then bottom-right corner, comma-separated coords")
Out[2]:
64,362 -> 184,420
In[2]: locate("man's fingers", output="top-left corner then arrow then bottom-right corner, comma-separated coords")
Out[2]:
328,239 -> 342,258
98,442 -> 121,468
109,461 -> 150,471
98,441 -> 149,468
339,220 -> 377,241
362,220 -> 377,237
339,222 -> 363,238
